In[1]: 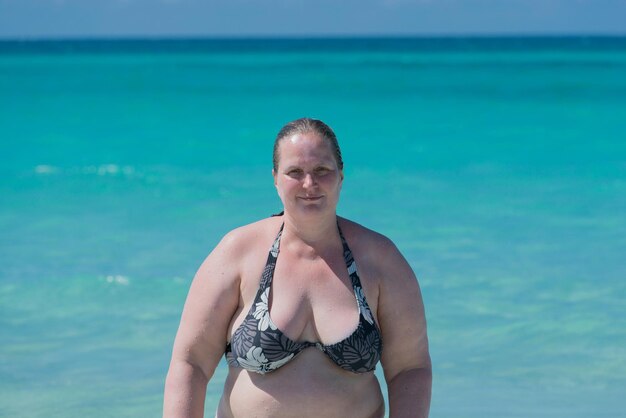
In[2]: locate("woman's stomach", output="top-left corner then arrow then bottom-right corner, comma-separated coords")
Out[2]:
218,349 -> 385,418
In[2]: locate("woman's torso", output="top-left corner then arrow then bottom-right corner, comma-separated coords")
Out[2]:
217,217 -> 385,418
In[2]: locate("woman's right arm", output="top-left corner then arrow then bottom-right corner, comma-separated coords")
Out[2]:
163,232 -> 242,418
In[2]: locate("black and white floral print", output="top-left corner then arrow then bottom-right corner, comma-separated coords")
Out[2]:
253,287 -> 276,331
225,223 -> 382,374
237,346 -> 294,375
355,286 -> 374,326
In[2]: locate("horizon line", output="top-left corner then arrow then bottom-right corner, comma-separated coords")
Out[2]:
2,32 -> 626,42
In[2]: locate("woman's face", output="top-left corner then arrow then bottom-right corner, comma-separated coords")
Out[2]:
273,132 -> 343,217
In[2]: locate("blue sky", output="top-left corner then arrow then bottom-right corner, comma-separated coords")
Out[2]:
1,0 -> 625,39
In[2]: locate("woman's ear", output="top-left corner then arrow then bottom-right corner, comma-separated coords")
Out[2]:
338,169 -> 344,191
272,169 -> 277,187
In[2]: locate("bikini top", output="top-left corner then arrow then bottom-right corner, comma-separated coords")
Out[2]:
225,223 -> 383,375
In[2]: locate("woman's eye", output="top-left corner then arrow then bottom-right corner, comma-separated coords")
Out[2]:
287,170 -> 303,177
315,168 -> 330,175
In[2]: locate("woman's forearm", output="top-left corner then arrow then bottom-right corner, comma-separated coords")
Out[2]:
163,360 -> 210,418
388,367 -> 432,418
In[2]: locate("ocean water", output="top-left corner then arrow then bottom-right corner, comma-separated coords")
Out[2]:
1,37 -> 625,417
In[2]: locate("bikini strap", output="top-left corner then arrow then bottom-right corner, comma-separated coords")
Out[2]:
337,223 -> 360,282
258,223 -> 284,289
337,223 -> 375,323
262,222 -> 361,290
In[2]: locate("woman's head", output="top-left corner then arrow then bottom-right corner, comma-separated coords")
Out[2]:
272,118 -> 344,217
273,118 -> 343,172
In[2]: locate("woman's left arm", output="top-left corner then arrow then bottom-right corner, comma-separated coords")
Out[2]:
376,237 -> 432,418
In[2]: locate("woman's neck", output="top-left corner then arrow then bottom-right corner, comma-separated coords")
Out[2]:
280,211 -> 340,254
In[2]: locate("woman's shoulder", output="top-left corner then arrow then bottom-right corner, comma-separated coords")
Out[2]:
217,216 -> 283,254
337,216 -> 397,254
197,216 -> 282,280
338,217 -> 418,289
337,217 -> 406,278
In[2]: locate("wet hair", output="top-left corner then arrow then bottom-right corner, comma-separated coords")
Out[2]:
272,118 -> 343,171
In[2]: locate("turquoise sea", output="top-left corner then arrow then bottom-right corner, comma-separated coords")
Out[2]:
1,37 -> 625,417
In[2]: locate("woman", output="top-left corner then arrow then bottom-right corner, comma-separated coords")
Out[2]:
164,118 -> 431,418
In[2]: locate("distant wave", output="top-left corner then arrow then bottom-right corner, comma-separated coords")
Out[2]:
34,164 -> 136,176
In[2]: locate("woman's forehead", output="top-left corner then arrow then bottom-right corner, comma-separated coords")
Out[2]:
278,133 -> 336,163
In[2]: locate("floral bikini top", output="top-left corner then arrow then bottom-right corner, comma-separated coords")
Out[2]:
225,223 -> 383,374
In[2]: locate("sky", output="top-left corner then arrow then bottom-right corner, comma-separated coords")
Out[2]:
0,0 -> 625,39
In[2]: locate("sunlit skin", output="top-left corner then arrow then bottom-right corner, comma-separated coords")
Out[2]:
273,132 -> 343,221
163,128 -> 431,418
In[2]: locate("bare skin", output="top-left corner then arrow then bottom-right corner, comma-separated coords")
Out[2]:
164,132 -> 431,418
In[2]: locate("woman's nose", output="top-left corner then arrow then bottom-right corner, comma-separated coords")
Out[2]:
303,173 -> 315,188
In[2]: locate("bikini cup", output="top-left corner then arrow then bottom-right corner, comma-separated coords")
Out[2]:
224,223 -> 383,374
